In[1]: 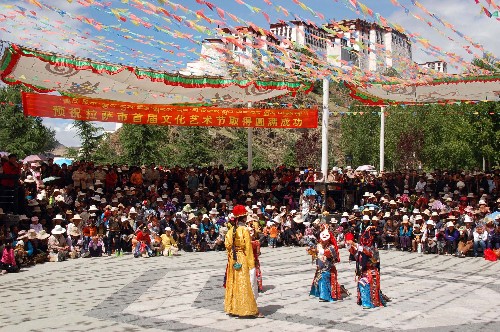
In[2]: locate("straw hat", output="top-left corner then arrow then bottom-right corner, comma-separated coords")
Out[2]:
27,229 -> 37,240
69,228 -> 81,237
190,224 -> 198,230
17,230 -> 28,240
293,214 -> 304,224
24,175 -> 35,183
53,214 -> 64,221
37,230 -> 50,240
51,225 -> 66,234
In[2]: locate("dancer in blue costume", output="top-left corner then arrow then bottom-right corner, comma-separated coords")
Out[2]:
308,227 -> 343,302
348,227 -> 386,309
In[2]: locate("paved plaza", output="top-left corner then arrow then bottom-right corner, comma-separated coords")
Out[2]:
0,247 -> 499,332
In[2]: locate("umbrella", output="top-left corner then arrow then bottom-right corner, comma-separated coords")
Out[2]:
53,157 -> 73,166
42,176 -> 61,183
356,165 -> 375,172
303,188 -> 318,196
486,211 -> 500,220
361,204 -> 380,210
23,154 -> 47,163
431,200 -> 445,210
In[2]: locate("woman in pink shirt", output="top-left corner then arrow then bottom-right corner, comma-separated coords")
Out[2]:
1,238 -> 19,274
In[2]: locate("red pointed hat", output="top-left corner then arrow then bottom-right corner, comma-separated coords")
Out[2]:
232,205 -> 248,218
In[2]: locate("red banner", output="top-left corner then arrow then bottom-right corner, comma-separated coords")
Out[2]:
21,92 -> 318,128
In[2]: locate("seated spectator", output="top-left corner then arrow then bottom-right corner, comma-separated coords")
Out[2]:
422,220 -> 438,254
456,217 -> 474,257
412,224 -> 423,253
35,229 -> 50,263
473,224 -> 488,257
120,217 -> 134,253
489,223 -> 500,250
88,236 -> 103,257
382,219 -> 397,249
399,216 -> 412,251
185,224 -> 202,252
160,227 -> 178,256
134,226 -> 152,258
24,229 -> 37,264
15,230 -> 29,266
68,228 -> 83,259
0,238 -> 19,274
47,225 -> 69,262
334,226 -> 345,248
444,221 -> 459,256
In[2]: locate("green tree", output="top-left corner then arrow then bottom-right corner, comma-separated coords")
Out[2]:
340,105 -> 380,167
472,53 -> 500,73
0,86 -> 57,157
91,132 -> 120,165
119,124 -> 170,165
170,127 -> 214,167
72,120 -> 103,160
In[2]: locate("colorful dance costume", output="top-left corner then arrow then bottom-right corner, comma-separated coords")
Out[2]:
350,228 -> 386,309
309,229 -> 342,302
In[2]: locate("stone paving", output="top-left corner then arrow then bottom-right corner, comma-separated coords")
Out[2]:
0,247 -> 499,332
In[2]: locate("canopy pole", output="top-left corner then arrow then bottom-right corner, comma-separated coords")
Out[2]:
321,78 -> 329,180
247,102 -> 253,172
379,106 -> 385,172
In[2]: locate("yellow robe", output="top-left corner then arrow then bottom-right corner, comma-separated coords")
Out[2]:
160,233 -> 177,249
224,225 -> 258,316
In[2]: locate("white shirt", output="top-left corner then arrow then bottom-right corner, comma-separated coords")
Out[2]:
473,231 -> 488,242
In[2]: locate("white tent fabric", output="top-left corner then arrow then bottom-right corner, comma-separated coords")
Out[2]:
349,78 -> 500,104
0,45 -> 310,106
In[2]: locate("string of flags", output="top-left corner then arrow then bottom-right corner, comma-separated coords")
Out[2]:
0,0 -> 497,89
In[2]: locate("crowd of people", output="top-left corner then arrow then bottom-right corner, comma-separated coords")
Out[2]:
1,153 -> 500,276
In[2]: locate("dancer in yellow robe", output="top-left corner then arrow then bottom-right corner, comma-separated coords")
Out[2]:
224,205 -> 263,318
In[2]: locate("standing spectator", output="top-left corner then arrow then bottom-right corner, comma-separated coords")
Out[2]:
1,154 -> 21,187
105,168 -> 118,193
130,167 -> 144,188
72,164 -> 88,190
269,223 -> 278,248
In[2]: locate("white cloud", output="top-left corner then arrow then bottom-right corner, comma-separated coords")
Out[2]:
0,1 -> 91,56
43,118 -> 117,147
388,0 -> 500,70
63,123 -> 74,132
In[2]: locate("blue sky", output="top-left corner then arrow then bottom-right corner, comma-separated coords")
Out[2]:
1,0 -> 499,146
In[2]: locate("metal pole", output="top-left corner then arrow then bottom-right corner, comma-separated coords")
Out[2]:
321,78 -> 329,180
379,106 -> 385,172
247,102 -> 253,171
